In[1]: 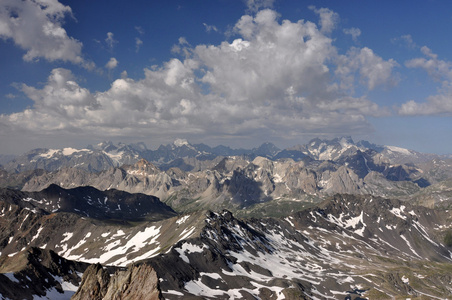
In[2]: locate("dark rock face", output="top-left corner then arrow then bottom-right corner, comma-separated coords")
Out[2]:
144,195 -> 452,299
0,247 -> 88,300
72,263 -> 162,300
0,192 -> 451,298
0,184 -> 177,222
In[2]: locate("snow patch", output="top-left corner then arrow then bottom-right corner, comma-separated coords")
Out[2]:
390,206 -> 407,220
178,226 -> 196,241
39,149 -> 59,158
401,275 -> 409,284
175,243 -> 205,263
385,145 -> 412,155
30,226 -> 44,243
176,215 -> 190,226
62,148 -> 91,156
285,217 -> 295,227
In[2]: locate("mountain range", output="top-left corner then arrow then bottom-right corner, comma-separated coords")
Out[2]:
1,137 -> 452,216
0,188 -> 451,299
2,137 -> 449,174
1,137 -> 452,299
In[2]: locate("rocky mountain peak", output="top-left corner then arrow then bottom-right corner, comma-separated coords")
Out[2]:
78,263 -> 163,300
252,142 -> 281,157
127,158 -> 160,175
0,247 -> 88,300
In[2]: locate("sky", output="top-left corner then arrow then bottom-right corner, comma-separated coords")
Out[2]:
1,0 -> 452,155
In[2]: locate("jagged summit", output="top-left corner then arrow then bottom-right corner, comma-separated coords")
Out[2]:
0,247 -> 89,300
126,158 -> 160,174
2,136 -> 452,215
5,136 -> 445,174
1,180 -> 452,298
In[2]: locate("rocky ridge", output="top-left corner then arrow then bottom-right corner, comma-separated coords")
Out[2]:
17,154 -> 432,216
72,263 -> 162,300
3,137 -> 452,216
0,247 -> 88,300
0,192 -> 451,299
4,137 -> 450,174
0,184 -> 177,222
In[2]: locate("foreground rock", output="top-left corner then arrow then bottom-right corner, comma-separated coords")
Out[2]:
0,247 -> 88,299
0,192 -> 451,299
147,196 -> 452,299
72,263 -> 162,300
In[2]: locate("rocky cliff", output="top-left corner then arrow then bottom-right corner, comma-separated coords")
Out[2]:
72,263 -> 162,300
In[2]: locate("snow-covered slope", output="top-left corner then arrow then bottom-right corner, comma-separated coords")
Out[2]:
152,195 -> 452,299
1,193 -> 451,299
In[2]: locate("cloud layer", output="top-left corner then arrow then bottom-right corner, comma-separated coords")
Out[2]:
399,46 -> 452,116
1,7 -> 399,147
0,0 -> 92,68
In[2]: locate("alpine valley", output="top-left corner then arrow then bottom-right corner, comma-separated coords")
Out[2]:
0,137 -> 452,299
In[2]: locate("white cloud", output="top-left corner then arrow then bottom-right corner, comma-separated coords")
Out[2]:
1,68 -> 98,132
0,0 -> 92,68
336,47 -> 399,91
245,0 -> 275,13
405,46 -> 452,81
105,32 -> 117,49
135,37 -> 143,52
343,27 -> 361,42
1,8 -> 396,146
392,34 -> 417,49
309,6 -> 339,34
135,26 -> 144,35
399,47 -> 452,115
203,23 -> 218,33
105,57 -> 118,70
399,87 -> 452,116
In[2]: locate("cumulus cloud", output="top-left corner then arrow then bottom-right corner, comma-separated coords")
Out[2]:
2,68 -> 98,132
105,57 -> 118,70
309,6 -> 339,34
245,0 -> 275,13
398,94 -> 452,116
1,8 -> 397,146
405,46 -> 452,81
343,27 -> 361,42
399,47 -> 452,115
105,32 -> 117,49
0,0 -> 92,68
336,47 -> 399,91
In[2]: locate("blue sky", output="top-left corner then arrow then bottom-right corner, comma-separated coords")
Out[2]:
1,0 -> 452,154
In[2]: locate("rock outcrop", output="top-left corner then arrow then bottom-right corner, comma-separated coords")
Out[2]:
0,247 -> 88,300
72,263 -> 162,300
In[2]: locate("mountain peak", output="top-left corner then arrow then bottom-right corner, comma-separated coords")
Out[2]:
129,159 -> 160,174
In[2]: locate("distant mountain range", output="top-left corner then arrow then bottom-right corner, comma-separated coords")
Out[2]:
2,137 -> 452,299
1,137 -> 452,215
2,137 -> 449,174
